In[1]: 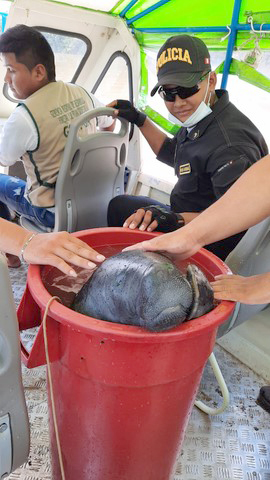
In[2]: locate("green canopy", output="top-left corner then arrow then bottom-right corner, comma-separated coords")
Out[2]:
111,0 -> 270,49
40,0 -> 270,85
29,0 -> 270,50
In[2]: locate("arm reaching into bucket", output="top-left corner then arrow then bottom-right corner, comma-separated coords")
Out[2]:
210,273 -> 270,304
124,154 -> 270,258
0,219 -> 105,276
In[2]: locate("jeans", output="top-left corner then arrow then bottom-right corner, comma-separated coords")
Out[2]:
0,174 -> 55,228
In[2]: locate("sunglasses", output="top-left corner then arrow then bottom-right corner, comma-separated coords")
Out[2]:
158,72 -> 209,102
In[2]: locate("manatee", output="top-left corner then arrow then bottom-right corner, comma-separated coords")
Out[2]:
72,250 -> 214,332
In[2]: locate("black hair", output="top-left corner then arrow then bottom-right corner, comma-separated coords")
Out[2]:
0,24 -> 55,81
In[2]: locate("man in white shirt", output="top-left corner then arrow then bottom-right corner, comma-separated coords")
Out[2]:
0,24 -> 114,229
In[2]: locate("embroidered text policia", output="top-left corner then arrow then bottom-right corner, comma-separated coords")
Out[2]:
157,48 -> 192,71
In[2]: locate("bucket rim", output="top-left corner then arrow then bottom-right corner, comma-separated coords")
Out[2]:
27,228 -> 235,342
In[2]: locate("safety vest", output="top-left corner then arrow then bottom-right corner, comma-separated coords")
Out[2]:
21,81 -> 96,207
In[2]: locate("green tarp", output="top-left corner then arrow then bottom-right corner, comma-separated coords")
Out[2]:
111,0 -> 270,49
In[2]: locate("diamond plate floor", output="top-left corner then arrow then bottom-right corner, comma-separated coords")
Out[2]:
7,264 -> 270,480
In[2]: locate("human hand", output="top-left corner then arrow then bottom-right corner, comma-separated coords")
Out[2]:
23,231 -> 105,277
123,208 -> 158,232
123,226 -> 201,259
211,272 -> 270,304
123,205 -> 184,233
107,99 -> 146,127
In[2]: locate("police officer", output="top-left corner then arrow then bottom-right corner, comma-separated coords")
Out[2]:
107,34 -> 268,260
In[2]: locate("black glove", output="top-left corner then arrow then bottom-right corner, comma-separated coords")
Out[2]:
140,205 -> 185,233
114,100 -> 146,127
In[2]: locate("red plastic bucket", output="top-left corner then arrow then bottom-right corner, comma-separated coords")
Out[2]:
17,228 -> 234,480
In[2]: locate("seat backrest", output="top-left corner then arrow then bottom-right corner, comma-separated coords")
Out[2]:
0,254 -> 30,476
217,216 -> 270,337
54,107 -> 129,232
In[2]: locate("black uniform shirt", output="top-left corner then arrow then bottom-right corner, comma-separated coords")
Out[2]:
157,89 -> 268,259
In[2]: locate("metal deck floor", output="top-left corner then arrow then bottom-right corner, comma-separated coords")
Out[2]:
7,264 -> 270,480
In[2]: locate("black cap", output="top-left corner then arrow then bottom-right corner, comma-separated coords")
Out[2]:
151,35 -> 211,96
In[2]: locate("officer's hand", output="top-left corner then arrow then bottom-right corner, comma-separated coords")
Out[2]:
107,99 -> 146,127
123,205 -> 184,233
123,209 -> 158,232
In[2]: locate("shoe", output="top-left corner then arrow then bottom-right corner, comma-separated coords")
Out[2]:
257,386 -> 270,413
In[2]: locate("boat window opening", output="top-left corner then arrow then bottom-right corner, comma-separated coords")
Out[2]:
38,28 -> 91,83
92,52 -> 132,105
92,52 -> 133,135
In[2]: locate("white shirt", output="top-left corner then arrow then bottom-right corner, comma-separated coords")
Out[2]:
0,93 -> 113,166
